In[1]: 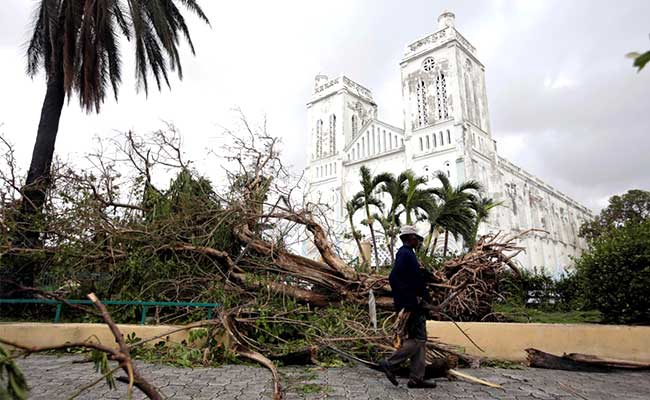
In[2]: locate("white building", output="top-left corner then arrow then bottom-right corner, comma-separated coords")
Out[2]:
305,11 -> 592,274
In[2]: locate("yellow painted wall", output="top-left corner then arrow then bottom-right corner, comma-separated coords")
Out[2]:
427,321 -> 650,362
1,322 -> 649,363
0,323 -> 191,350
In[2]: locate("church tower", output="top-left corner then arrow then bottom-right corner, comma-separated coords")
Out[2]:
306,75 -> 378,222
400,11 -> 491,136
399,11 -> 494,186
307,74 -> 378,162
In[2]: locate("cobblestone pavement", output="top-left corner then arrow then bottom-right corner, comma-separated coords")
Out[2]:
15,355 -> 650,399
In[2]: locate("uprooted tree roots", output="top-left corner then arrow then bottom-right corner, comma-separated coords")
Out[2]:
0,120 -> 525,398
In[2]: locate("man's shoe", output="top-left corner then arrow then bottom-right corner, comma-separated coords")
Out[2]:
407,379 -> 437,389
379,360 -> 399,386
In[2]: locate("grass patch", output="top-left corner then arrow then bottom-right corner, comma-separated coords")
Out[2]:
494,304 -> 602,324
481,359 -> 523,369
296,383 -> 331,395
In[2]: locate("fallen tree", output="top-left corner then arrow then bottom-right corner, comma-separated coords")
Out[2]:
0,119 -> 527,398
526,348 -> 650,372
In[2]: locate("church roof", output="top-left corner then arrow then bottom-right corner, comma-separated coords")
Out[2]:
308,75 -> 374,105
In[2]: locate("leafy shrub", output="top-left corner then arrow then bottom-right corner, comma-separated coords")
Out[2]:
497,267 -> 590,313
554,270 -> 589,311
575,220 -> 650,324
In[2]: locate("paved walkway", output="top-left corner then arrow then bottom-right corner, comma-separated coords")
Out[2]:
14,355 -> 650,399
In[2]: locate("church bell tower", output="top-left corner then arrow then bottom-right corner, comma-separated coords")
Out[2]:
400,11 -> 491,137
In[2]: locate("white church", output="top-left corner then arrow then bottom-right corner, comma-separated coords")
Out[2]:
305,11 -> 592,274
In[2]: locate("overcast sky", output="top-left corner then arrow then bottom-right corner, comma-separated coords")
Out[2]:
1,0 -> 649,212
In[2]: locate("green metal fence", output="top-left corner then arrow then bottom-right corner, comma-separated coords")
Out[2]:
0,299 -> 220,325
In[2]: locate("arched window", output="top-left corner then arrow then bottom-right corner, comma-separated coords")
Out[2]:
356,143 -> 360,158
433,134 -> 437,147
426,136 -> 430,149
351,149 -> 355,160
436,72 -> 449,120
419,137 -> 423,151
351,115 -> 358,136
329,114 -> 336,155
444,161 -> 451,178
416,79 -> 429,127
439,131 -> 444,145
382,130 -> 386,152
394,136 -> 398,148
316,119 -> 323,158
361,137 -> 365,157
447,130 -> 451,144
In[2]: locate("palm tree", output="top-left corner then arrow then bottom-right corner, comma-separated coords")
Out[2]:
398,170 -> 433,225
467,195 -> 502,249
422,199 -> 441,254
18,0 -> 210,247
430,172 -> 481,256
355,166 -> 391,269
345,198 -> 369,268
377,172 -> 405,264
372,212 -> 398,266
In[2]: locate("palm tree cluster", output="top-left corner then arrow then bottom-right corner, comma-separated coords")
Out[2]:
347,166 -> 501,268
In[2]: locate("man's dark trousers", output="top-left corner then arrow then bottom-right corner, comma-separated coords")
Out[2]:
383,310 -> 427,380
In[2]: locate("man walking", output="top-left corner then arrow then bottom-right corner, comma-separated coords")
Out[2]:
379,225 -> 437,388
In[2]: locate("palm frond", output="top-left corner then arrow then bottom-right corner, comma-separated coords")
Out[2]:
26,0 -> 210,112
175,0 -> 210,24
26,0 -> 58,77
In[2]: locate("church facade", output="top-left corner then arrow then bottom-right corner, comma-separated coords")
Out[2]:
305,12 -> 592,274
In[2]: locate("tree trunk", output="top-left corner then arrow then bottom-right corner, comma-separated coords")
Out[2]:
13,71 -> 65,287
468,221 -> 480,249
443,230 -> 449,257
349,214 -> 368,269
387,221 -> 395,265
365,205 -> 380,271
525,349 -> 610,372
427,227 -> 439,257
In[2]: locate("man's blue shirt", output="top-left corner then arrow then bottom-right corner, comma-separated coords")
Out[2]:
388,245 -> 428,311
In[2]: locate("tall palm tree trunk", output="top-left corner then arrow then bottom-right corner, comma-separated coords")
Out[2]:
348,212 -> 368,268
19,72 -> 65,243
387,219 -> 396,265
443,230 -> 449,257
430,234 -> 439,256
468,220 -> 480,249
365,205 -> 380,270
427,226 -> 441,256
12,71 -> 65,288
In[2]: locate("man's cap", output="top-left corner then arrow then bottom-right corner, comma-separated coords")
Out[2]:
399,225 -> 423,240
